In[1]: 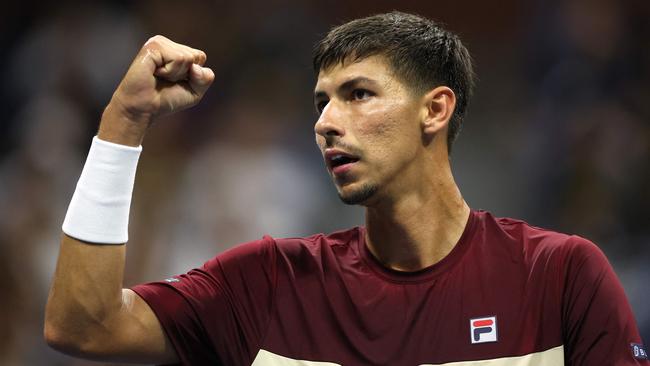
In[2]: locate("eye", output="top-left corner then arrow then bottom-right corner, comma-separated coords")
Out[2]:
352,89 -> 372,101
315,100 -> 329,114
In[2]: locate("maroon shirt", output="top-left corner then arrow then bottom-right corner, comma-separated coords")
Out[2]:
132,210 -> 648,365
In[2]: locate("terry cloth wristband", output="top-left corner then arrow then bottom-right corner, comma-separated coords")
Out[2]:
62,136 -> 142,244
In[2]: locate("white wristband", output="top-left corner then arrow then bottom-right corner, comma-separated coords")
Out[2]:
62,136 -> 142,244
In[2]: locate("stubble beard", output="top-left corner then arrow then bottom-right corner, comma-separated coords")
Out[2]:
337,183 -> 378,205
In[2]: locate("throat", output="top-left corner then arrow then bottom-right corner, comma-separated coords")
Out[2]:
364,196 -> 470,272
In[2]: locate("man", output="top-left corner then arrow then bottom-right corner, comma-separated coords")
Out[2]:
45,11 -> 647,366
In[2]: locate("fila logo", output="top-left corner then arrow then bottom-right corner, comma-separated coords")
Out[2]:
470,316 -> 498,344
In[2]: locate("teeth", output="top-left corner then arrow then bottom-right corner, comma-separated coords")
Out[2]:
332,154 -> 344,161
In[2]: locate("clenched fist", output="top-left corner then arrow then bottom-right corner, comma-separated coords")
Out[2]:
99,35 -> 215,146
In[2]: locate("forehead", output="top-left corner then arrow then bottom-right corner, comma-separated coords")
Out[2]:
314,55 -> 399,92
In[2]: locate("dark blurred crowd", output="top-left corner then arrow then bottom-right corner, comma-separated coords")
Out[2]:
0,1 -> 648,364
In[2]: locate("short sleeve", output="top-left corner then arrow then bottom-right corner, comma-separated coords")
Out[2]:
131,236 -> 278,366
561,236 -> 648,365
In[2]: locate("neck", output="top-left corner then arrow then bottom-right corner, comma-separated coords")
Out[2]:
364,160 -> 470,272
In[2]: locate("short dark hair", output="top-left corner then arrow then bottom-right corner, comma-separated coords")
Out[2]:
313,11 -> 475,153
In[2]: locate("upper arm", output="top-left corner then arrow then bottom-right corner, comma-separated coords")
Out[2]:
45,235 -> 179,364
129,237 -> 279,365
561,237 -> 646,365
75,289 -> 179,364
115,289 -> 180,364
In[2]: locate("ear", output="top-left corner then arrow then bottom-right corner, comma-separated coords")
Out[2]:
421,86 -> 456,136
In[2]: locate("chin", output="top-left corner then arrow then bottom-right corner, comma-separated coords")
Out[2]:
337,183 -> 378,205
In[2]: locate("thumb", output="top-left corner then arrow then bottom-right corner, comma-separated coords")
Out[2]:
188,63 -> 215,96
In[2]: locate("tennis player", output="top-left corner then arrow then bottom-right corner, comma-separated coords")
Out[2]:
45,12 -> 648,365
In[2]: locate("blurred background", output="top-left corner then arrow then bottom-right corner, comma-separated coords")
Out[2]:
0,0 -> 648,364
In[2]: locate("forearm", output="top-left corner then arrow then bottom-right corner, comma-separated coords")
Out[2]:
98,99 -> 150,147
45,235 -> 126,353
45,104 -> 145,353
43,35 -> 213,363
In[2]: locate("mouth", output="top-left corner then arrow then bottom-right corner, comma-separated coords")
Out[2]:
325,150 -> 360,175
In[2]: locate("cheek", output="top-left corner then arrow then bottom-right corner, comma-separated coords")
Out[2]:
358,100 -> 403,136
358,102 -> 420,157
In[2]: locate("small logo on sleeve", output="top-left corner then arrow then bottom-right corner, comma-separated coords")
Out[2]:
164,278 -> 180,283
631,343 -> 648,360
470,316 -> 498,344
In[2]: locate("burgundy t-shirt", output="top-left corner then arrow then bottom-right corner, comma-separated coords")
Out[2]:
132,210 -> 648,365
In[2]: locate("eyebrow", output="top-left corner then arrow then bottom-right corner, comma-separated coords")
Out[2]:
314,76 -> 379,100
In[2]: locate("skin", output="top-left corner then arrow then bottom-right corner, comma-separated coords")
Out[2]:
45,40 -> 469,363
44,35 -> 214,364
314,56 -> 470,271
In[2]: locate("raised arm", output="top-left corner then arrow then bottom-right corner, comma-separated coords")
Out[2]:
44,35 -> 214,364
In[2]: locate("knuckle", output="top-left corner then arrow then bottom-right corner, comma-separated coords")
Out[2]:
144,35 -> 171,50
144,35 -> 162,49
151,34 -> 167,42
178,52 -> 191,62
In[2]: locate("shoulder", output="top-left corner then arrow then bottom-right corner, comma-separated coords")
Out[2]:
475,210 -> 572,244
273,226 -> 362,257
472,210 -> 602,265
274,227 -> 362,250
208,235 -> 277,267
210,227 -> 362,268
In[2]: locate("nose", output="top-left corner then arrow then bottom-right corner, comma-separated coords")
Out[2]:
314,101 -> 345,139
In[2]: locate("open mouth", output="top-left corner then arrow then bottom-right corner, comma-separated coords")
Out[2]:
330,154 -> 359,169
327,152 -> 360,176
325,149 -> 360,175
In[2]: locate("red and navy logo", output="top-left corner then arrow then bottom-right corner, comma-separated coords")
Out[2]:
470,316 -> 498,344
